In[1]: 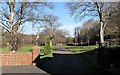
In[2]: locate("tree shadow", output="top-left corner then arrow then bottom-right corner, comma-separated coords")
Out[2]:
33,48 -> 119,74
97,47 -> 120,68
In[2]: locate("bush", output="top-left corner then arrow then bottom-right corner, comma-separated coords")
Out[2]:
44,37 -> 53,55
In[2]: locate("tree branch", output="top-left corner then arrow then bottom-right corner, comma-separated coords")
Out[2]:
0,24 -> 10,32
14,2 -> 26,27
0,10 -> 10,20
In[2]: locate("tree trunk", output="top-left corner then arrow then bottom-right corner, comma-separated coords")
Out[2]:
88,40 -> 89,46
9,31 -> 18,52
100,21 -> 105,46
9,2 -> 18,52
81,39 -> 83,46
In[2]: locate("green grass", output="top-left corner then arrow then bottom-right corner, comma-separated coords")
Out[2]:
17,45 -> 33,53
1,47 -> 9,53
40,46 -> 44,55
1,45 -> 34,53
63,45 -> 98,53
1,45 -> 45,54
1,45 -> 54,59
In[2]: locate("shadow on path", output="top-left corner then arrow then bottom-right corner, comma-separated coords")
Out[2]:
34,49 -> 113,74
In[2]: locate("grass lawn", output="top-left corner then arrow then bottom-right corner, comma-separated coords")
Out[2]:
63,45 -> 98,53
1,45 -> 34,53
1,45 -> 98,54
1,45 -> 54,59
1,45 -> 44,54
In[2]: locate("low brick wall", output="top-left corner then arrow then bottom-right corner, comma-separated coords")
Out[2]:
0,53 -> 32,66
0,46 -> 40,66
32,46 -> 40,61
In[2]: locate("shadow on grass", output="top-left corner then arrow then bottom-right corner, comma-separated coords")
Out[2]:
33,48 -> 115,74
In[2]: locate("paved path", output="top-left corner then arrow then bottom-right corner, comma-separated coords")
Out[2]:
1,66 -> 49,75
36,49 -> 114,74
54,46 -> 75,54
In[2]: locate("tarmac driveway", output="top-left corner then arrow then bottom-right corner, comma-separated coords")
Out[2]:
1,66 -> 48,75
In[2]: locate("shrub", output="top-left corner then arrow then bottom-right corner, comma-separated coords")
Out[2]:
44,36 -> 53,55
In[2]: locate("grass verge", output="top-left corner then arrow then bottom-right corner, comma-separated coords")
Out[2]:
63,45 -> 98,53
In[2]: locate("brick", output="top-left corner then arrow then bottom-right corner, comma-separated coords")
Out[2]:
0,48 -> 39,66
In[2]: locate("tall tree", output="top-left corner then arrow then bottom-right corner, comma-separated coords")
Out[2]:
66,1 -> 118,46
82,20 -> 100,41
74,26 -> 81,45
35,14 -> 62,45
108,2 -> 120,38
55,29 -> 70,45
0,1 -> 53,52
40,14 -> 62,38
74,20 -> 100,45
38,28 -> 69,45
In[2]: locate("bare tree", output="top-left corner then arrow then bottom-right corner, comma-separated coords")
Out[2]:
40,14 -> 62,38
82,20 -> 100,45
0,1 -> 53,52
66,1 -> 118,46
55,29 -> 70,45
108,2 -> 120,38
34,14 -> 62,45
74,26 -> 81,46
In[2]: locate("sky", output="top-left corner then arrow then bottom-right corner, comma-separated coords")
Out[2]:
24,2 -> 86,37
0,2 -> 92,37
50,2 -> 83,36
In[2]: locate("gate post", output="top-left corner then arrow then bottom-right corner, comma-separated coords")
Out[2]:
32,46 -> 40,66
